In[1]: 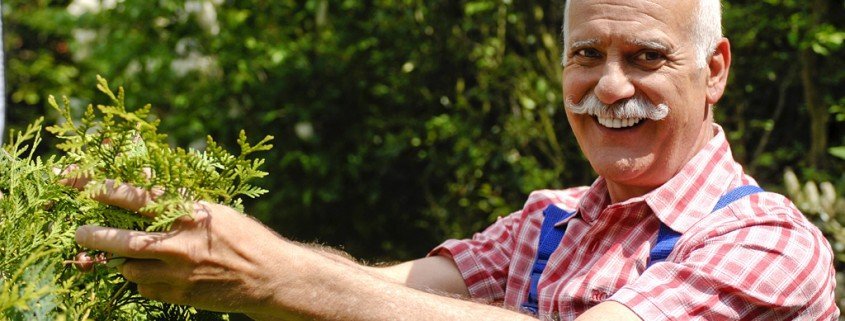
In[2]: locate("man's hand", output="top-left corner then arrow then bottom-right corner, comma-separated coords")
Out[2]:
72,180 -> 298,316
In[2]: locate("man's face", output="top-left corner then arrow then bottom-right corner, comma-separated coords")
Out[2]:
563,0 -> 717,201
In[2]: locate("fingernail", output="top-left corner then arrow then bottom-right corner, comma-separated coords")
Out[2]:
75,225 -> 93,246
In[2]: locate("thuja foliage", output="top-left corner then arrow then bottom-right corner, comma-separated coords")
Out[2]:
0,76 -> 273,320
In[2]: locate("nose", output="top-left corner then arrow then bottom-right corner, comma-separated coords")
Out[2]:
594,62 -> 635,105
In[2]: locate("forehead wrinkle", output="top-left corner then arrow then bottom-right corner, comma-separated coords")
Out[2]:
588,0 -> 642,11
568,0 -> 682,35
587,1 -> 663,22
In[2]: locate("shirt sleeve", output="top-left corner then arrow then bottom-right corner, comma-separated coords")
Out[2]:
428,210 -> 526,301
609,205 -> 839,320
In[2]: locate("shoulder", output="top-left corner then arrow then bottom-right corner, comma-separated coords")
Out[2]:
682,189 -> 834,279
638,189 -> 839,319
716,190 -> 820,234
681,189 -> 825,245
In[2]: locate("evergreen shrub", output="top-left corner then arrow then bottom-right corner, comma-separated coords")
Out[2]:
0,77 -> 272,320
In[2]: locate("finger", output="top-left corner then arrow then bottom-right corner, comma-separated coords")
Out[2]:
142,167 -> 153,179
119,259 -> 174,284
170,201 -> 216,229
91,179 -> 163,217
137,284 -> 194,307
59,176 -> 90,190
56,164 -> 160,216
54,164 -> 91,189
75,225 -> 175,259
136,282 -> 173,303
57,164 -> 154,188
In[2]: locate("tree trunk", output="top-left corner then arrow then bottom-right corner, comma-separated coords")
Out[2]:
800,0 -> 830,168
800,49 -> 827,168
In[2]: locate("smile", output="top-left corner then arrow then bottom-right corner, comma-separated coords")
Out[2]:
595,116 -> 644,129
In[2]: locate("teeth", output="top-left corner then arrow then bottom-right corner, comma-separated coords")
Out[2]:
597,117 -> 642,129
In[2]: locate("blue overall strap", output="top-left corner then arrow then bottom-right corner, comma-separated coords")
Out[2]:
521,204 -> 574,315
647,185 -> 764,268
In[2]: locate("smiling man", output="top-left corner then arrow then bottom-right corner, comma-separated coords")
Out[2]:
73,0 -> 838,320
424,0 -> 838,319
562,0 -> 723,202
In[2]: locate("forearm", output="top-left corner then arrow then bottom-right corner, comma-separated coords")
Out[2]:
297,242 -> 407,286
252,246 -> 533,321
300,242 -> 370,271
296,242 -> 469,295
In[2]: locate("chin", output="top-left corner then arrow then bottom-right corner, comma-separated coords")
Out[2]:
592,155 -> 658,185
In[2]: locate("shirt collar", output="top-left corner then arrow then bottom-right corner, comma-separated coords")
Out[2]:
571,178 -> 611,225
572,124 -> 741,233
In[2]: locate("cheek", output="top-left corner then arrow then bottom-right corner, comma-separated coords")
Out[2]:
564,108 -> 587,132
636,69 -> 706,105
633,73 -> 677,104
562,68 -> 596,103
564,110 -> 594,159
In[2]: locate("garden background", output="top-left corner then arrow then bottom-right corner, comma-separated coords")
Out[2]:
4,0 -> 845,313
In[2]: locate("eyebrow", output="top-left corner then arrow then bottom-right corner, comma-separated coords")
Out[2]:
568,38 -> 671,51
627,39 -> 671,51
569,39 -> 599,50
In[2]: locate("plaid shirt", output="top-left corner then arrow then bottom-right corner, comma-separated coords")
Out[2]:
431,125 -> 839,320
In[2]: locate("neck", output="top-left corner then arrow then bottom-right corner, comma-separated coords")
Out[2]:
604,121 -> 715,204
606,183 -> 657,204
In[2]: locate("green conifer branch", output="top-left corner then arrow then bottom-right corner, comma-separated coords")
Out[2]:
2,76 -> 269,320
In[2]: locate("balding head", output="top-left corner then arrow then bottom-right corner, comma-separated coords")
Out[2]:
562,0 -> 722,68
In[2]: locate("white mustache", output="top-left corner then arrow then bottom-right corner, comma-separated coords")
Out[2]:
565,94 -> 669,121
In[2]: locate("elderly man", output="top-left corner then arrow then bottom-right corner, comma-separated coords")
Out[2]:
73,0 -> 838,320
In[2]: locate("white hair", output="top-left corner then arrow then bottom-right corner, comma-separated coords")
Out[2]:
566,92 -> 669,120
562,0 -> 723,68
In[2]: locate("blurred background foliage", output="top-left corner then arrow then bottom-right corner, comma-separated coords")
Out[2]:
3,0 -> 844,281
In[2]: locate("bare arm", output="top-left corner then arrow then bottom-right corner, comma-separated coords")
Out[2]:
72,180 -> 641,320
249,250 -> 532,321
575,302 -> 642,321
300,242 -> 470,298
250,252 -> 640,320
368,256 -> 470,298
71,180 -> 529,320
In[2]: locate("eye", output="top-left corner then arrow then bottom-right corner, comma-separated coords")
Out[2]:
637,51 -> 662,61
575,48 -> 602,59
632,50 -> 666,68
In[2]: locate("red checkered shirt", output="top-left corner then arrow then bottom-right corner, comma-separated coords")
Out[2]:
431,125 -> 839,320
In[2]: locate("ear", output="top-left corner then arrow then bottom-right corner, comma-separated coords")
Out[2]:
705,38 -> 731,105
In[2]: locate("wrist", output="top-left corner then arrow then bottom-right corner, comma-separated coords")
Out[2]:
249,240 -> 334,317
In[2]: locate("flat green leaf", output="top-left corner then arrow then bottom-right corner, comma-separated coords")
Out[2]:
829,147 -> 845,160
